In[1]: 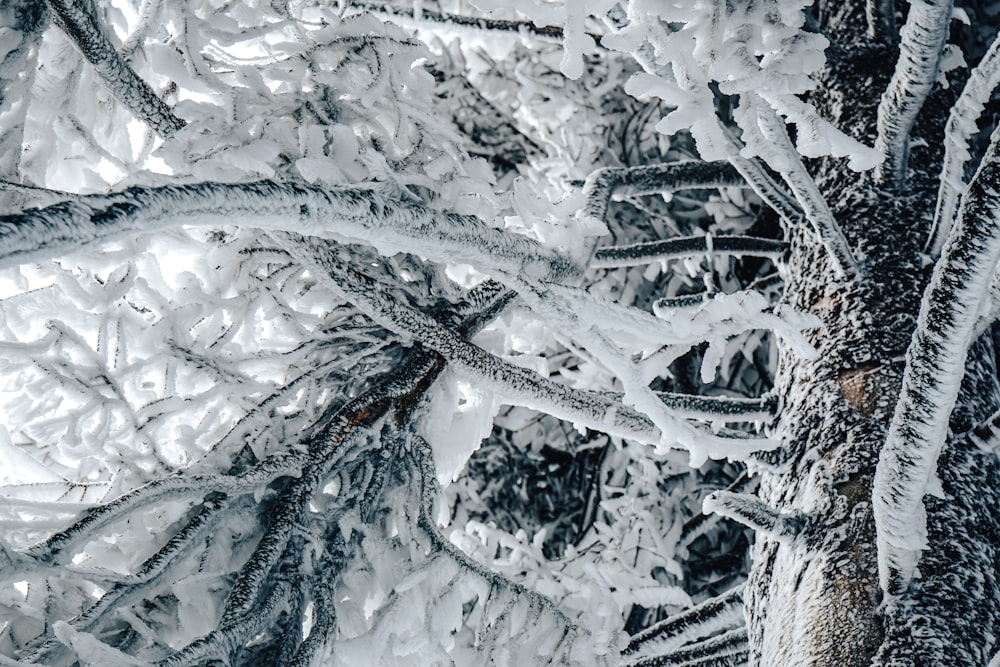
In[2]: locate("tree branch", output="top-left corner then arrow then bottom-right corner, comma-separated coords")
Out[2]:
592,235 -> 788,269
624,585 -> 744,655
874,0 -> 953,186
703,491 -> 807,541
874,124 -> 1000,596
926,30 -> 1000,256
752,100 -> 860,279
623,628 -> 748,667
582,161 -> 746,227
48,0 -> 185,138
0,181 -> 582,284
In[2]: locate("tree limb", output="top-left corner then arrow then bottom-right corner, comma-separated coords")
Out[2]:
48,0 -> 186,137
624,585 -> 744,655
592,235 -> 788,269
874,0 -> 953,186
926,30 -> 1000,256
874,123 -> 1000,596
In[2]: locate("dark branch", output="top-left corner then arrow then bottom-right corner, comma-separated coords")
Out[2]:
592,236 -> 788,269
48,0 -> 185,137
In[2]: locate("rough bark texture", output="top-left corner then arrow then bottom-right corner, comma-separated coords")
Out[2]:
745,3 -> 1000,665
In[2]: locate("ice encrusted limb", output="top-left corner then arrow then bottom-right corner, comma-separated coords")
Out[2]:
926,30 -> 1000,256
744,98 -> 860,279
623,585 -> 744,656
276,232 -> 663,443
874,0 -> 954,186
0,181 -> 581,284
874,125 -> 1000,595
592,235 -> 788,269
581,161 -> 745,228
48,0 -> 186,138
703,491 -> 806,541
622,628 -> 747,667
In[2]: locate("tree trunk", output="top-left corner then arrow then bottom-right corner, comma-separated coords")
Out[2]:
746,4 -> 1000,664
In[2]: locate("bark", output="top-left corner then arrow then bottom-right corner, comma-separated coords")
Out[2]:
743,3 -> 1000,665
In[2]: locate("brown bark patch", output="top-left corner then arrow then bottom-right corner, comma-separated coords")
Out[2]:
838,362 -> 881,418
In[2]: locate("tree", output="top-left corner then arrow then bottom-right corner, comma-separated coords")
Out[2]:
1,0 -> 999,665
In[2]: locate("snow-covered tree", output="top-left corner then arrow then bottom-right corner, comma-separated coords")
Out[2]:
0,0 -> 998,665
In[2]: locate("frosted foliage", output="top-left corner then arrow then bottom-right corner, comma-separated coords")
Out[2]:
602,0 -> 881,170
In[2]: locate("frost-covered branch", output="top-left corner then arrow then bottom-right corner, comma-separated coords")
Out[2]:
703,491 -> 807,541
874,125 -> 1000,595
0,1 -> 49,187
926,30 -> 1000,256
750,100 -> 860,279
48,0 -> 186,138
624,585 -> 745,655
592,236 -> 787,269
277,232 -> 661,444
874,0 -> 953,186
623,628 -> 748,667
351,1 -> 571,42
23,452 -> 301,566
0,181 -> 581,283
582,161 -> 745,226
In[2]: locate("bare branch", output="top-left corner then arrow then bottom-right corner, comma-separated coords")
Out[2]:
48,0 -> 185,137
592,235 -> 787,269
927,30 -> 1000,256
874,124 -> 1000,595
874,0 -> 953,186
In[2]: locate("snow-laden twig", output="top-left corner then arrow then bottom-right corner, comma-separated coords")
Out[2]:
624,585 -> 744,655
750,100 -> 860,279
592,236 -> 788,269
23,452 -> 301,566
703,491 -> 806,541
623,627 -> 748,667
278,232 -> 664,443
0,0 -> 49,185
582,161 -> 745,227
723,134 -> 804,226
349,1 -> 573,42
874,0 -> 954,186
654,393 -> 776,423
926,30 -> 1000,256
0,181 -> 581,284
874,126 -> 1000,595
48,0 -> 185,138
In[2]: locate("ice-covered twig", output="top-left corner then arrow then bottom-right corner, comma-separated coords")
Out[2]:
867,0 -> 896,43
703,491 -> 806,541
592,236 -> 787,269
723,132 -> 804,226
874,126 -> 1000,596
0,181 -> 582,283
874,0 -> 953,186
22,452 -> 300,566
582,161 -> 745,226
48,0 -> 186,138
655,393 -> 776,423
156,581 -> 290,667
623,585 -> 745,655
278,232 -> 663,444
0,1 -> 49,188
752,101 -> 860,279
350,1 -> 578,43
926,30 -> 1000,256
623,627 -> 748,667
